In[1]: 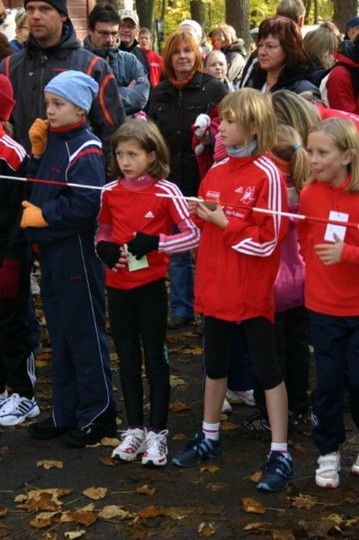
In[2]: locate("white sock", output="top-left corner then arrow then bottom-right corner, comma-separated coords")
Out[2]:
202,421 -> 220,441
270,442 -> 288,455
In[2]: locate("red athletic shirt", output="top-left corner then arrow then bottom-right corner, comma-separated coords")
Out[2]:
96,175 -> 199,290
298,178 -> 359,316
194,153 -> 288,322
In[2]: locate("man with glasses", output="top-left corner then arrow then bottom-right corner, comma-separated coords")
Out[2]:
84,3 -> 149,115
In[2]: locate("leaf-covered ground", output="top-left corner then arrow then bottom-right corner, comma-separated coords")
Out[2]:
1,292 -> 359,539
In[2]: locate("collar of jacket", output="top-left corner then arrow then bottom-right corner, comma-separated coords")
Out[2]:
82,35 -> 119,61
27,19 -> 80,54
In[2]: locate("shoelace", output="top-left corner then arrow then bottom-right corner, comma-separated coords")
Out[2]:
146,431 -> 167,453
121,430 -> 145,450
266,453 -> 292,478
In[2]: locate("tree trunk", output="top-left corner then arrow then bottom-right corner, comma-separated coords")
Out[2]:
190,0 -> 207,28
333,0 -> 357,34
135,0 -> 155,31
225,0 -> 250,50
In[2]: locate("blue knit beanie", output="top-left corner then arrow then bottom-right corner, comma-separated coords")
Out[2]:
44,71 -> 99,113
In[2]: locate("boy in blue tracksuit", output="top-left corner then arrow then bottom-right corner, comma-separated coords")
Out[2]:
20,70 -> 117,447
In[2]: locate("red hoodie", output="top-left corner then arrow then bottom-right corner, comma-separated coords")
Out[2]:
326,51 -> 359,114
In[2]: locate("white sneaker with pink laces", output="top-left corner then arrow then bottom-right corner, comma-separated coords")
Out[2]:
112,428 -> 146,462
141,430 -> 168,467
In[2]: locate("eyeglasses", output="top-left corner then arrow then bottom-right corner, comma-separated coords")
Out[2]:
94,29 -> 119,38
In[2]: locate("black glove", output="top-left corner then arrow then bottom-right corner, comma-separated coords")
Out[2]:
127,232 -> 159,260
96,241 -> 121,269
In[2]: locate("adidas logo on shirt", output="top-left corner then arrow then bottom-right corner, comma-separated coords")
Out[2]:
145,211 -> 155,219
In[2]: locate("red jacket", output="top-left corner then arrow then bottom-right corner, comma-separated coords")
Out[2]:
194,153 -> 288,322
327,51 -> 359,114
298,178 -> 359,316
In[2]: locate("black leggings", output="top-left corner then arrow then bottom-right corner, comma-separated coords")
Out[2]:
108,279 -> 170,430
203,316 -> 283,390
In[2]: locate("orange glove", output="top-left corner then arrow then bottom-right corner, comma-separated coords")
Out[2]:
29,118 -> 49,158
20,201 -> 48,228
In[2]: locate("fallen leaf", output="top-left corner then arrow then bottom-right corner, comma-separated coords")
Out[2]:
289,494 -> 317,509
292,442 -> 308,453
99,456 -> 119,466
323,513 -> 345,526
220,421 -> 239,431
241,497 -> 266,514
169,401 -> 190,412
60,510 -> 97,526
244,522 -> 272,531
42,532 -> 58,540
136,484 -> 156,496
198,522 -> 216,537
181,347 -> 202,355
37,460 -> 63,470
99,437 -> 120,447
63,531 -> 86,539
79,503 -> 95,512
30,512 -> 59,529
137,505 -> 166,519
98,505 -> 134,520
0,507 -> 7,518
82,486 -> 107,500
249,471 -> 262,483
170,375 -> 187,387
15,487 -> 72,508
200,465 -> 219,474
171,432 -> 187,441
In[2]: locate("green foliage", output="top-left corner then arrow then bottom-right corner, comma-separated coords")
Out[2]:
154,0 -> 334,40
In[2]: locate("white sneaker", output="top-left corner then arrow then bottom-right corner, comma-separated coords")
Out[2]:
0,393 -> 40,426
141,430 -> 168,467
315,451 -> 341,488
111,428 -> 147,462
351,453 -> 359,476
226,389 -> 256,407
221,398 -> 232,414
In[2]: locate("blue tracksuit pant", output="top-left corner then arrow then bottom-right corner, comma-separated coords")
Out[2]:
309,310 -> 359,455
39,232 -> 115,429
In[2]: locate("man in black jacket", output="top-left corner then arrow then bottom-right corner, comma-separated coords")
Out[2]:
118,8 -> 149,75
0,0 -> 126,154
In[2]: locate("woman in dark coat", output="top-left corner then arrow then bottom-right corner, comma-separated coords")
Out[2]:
148,31 -> 227,328
243,16 -> 320,97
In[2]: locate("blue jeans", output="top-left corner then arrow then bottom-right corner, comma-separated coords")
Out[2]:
169,250 -> 194,319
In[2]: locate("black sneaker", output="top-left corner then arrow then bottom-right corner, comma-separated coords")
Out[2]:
28,416 -> 73,440
241,413 -> 271,438
172,431 -> 223,467
288,412 -> 309,434
257,451 -> 294,492
63,415 -> 117,448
